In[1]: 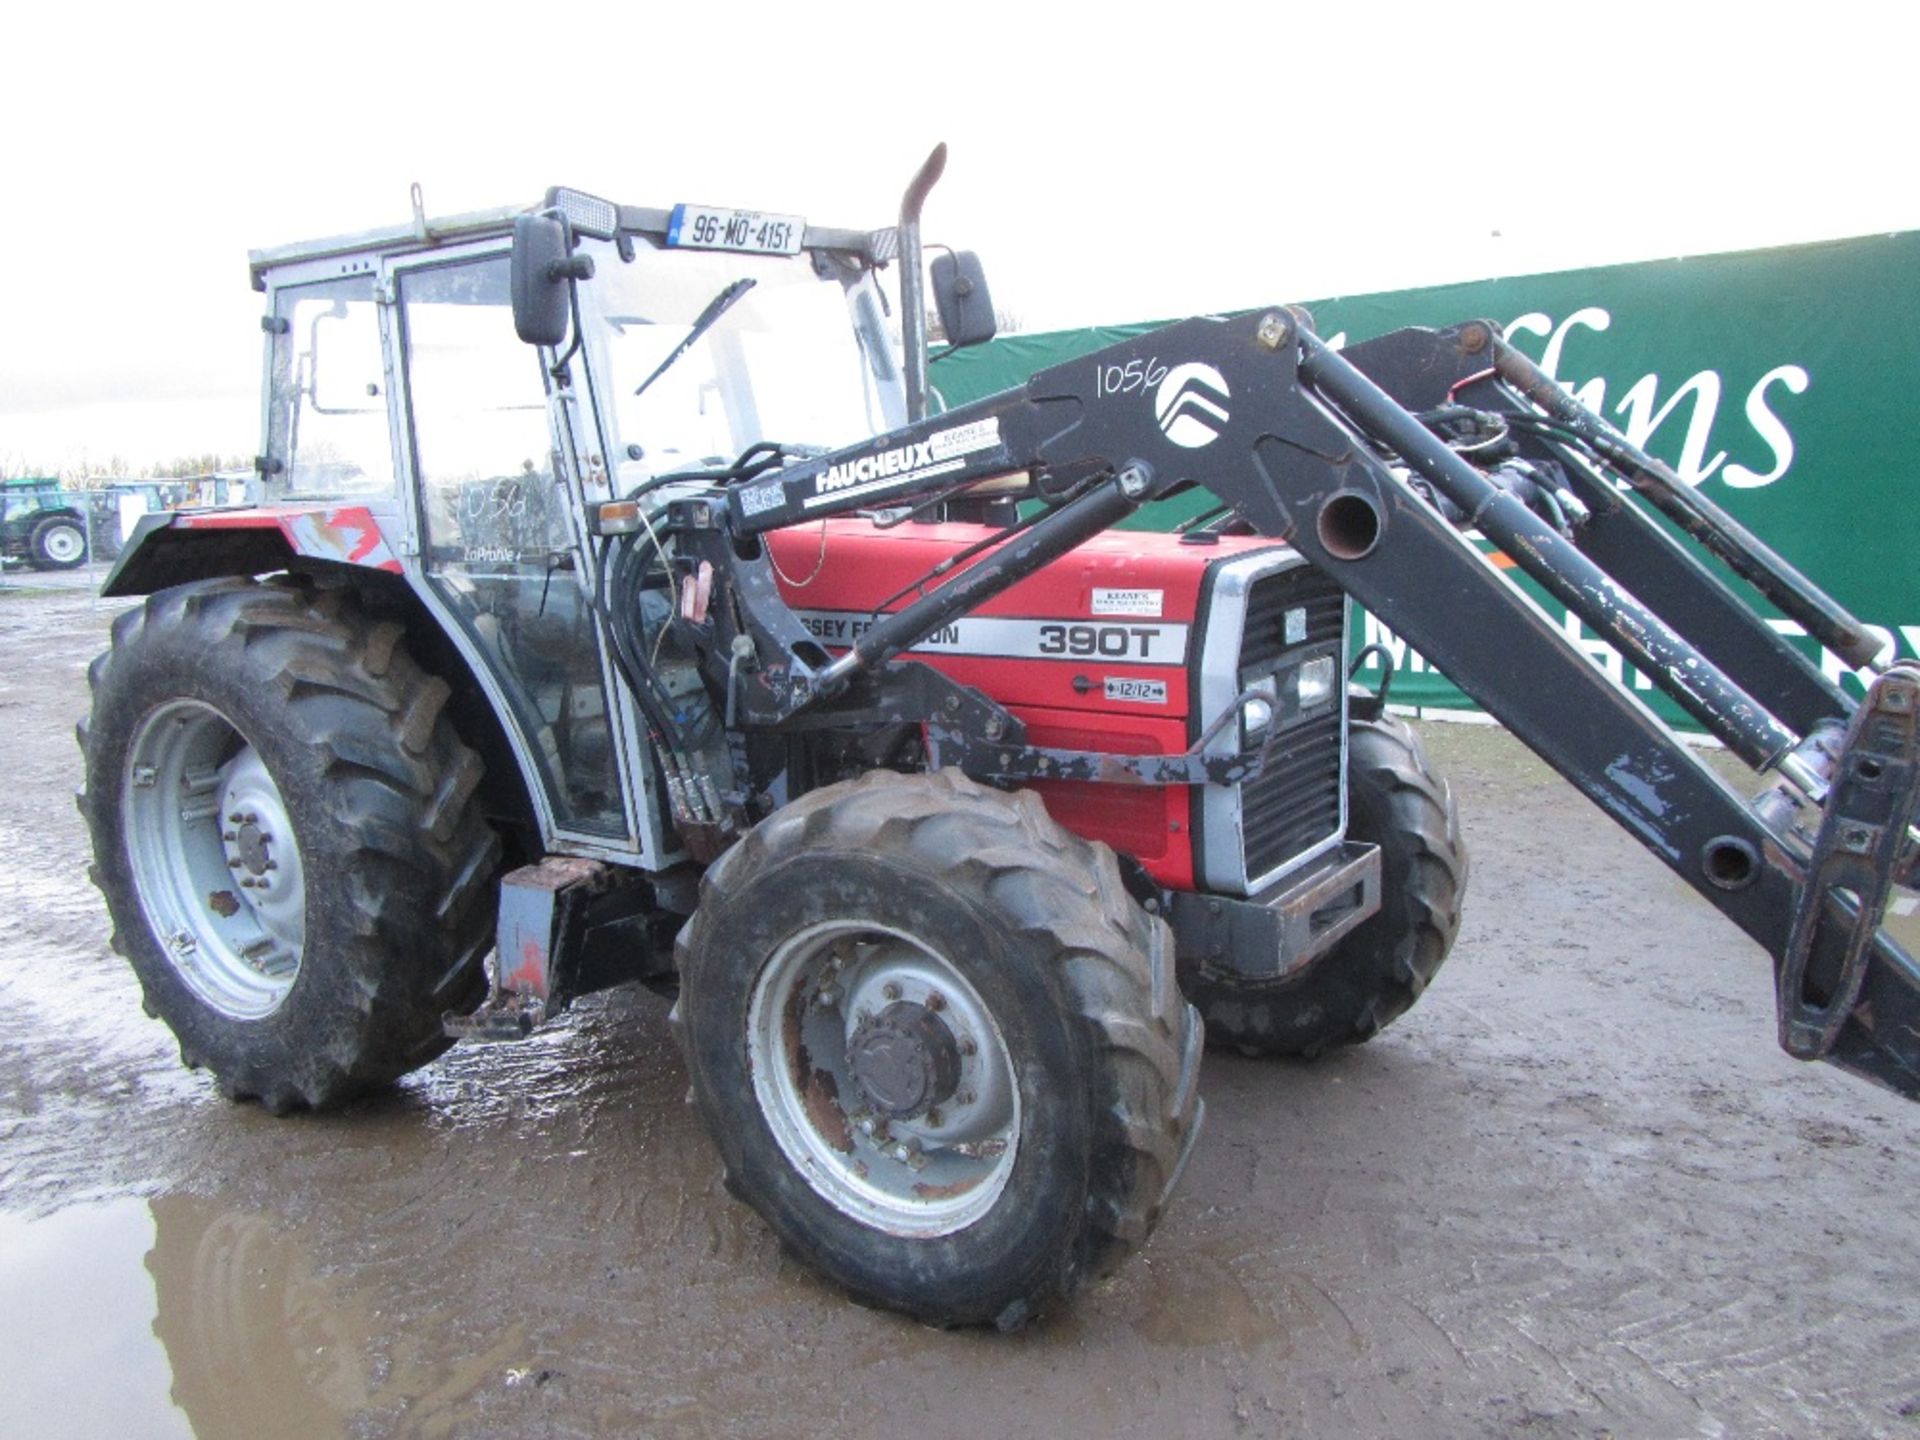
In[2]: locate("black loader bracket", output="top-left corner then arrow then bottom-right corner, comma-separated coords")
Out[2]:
1778,662 -> 1920,1059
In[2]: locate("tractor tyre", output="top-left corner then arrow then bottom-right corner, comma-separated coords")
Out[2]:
1183,713 -> 1466,1057
30,514 -> 87,569
78,576 -> 499,1112
673,768 -> 1204,1329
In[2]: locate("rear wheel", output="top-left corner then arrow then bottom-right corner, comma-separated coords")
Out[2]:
674,768 -> 1204,1328
79,577 -> 499,1111
1183,713 -> 1467,1057
30,514 -> 86,569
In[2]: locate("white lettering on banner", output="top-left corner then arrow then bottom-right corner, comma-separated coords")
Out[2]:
1507,307 -> 1612,405
1612,371 -> 1727,487
1502,309 -> 1809,490
1350,611 -> 1920,713
1765,618 -> 1915,691
1356,613 -> 1429,674
1723,365 -> 1810,488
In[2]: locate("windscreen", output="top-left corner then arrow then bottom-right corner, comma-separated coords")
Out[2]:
576,239 -> 904,493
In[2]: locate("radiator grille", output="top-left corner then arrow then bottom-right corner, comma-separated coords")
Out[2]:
1239,568 -> 1347,681
1236,565 -> 1346,885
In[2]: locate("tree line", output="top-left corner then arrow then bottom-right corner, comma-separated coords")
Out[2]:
0,455 -> 253,486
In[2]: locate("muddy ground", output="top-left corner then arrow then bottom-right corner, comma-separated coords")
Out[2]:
1,585 -> 1915,1440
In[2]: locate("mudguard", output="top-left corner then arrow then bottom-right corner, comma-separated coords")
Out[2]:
101,505 -> 402,598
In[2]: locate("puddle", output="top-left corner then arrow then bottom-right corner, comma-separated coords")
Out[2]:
0,1195 -> 372,1440
148,1195 -> 376,1439
0,1199 -> 193,1440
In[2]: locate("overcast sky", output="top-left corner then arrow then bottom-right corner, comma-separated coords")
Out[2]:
3,1 -> 1910,474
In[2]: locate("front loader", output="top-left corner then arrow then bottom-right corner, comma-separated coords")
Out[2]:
80,148 -> 1920,1328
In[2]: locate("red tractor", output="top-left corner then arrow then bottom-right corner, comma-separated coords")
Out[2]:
81,150 -> 1920,1328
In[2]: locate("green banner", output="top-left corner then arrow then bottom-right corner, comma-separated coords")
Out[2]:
934,232 -> 1920,728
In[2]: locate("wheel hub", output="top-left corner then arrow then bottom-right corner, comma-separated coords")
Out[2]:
746,922 -> 1022,1236
123,702 -> 306,1020
845,1001 -> 962,1120
232,821 -> 273,875
43,526 -> 83,563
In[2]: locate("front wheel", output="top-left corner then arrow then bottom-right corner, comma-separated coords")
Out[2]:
673,769 -> 1204,1328
1182,712 -> 1467,1057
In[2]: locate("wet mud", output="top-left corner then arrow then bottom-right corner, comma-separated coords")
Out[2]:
3,587 -> 1917,1439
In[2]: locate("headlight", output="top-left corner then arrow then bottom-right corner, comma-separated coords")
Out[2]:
1294,655 -> 1338,710
1242,676 -> 1278,742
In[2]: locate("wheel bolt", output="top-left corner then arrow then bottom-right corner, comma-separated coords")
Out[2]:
960,1038 -> 977,1057
882,982 -> 902,1001
925,991 -> 945,1013
926,1107 -> 943,1127
222,831 -> 237,842
227,812 -> 243,824
957,1089 -> 975,1107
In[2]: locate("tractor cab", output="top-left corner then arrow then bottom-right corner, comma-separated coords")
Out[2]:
240,189 -> 925,857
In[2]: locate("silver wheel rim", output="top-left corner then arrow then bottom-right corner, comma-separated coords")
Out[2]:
41,525 -> 84,564
123,701 -> 306,1019
746,920 -> 1021,1237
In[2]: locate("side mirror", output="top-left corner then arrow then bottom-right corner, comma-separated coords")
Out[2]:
511,214 -> 594,347
931,250 -> 996,349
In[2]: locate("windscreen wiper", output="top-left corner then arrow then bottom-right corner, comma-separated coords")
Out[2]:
632,278 -> 757,399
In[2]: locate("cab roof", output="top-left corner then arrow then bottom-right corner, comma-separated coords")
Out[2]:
248,189 -> 896,291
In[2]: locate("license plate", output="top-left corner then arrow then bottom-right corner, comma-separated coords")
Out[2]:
667,205 -> 805,256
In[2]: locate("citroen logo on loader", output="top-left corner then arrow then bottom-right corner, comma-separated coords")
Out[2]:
1154,363 -> 1231,448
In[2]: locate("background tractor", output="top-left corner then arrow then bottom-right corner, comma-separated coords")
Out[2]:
2,476 -> 91,570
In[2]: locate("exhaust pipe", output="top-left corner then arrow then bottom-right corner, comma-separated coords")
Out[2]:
898,143 -> 947,424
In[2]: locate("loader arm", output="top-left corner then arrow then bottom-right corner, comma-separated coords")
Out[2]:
659,307 -> 1920,1099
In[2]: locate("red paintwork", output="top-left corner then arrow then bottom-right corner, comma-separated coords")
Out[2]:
176,505 -> 404,574
507,937 -> 549,997
769,518 -> 1279,887
162,504 -> 1268,887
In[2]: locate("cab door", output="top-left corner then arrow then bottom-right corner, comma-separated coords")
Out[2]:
387,245 -> 647,854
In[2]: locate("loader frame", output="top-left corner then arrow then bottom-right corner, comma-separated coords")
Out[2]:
651,305 -> 1920,1098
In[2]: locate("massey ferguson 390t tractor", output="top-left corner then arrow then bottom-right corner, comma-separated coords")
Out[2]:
82,149 -> 1920,1327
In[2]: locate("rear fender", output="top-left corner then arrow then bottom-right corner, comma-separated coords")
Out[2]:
101,505 -> 402,598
